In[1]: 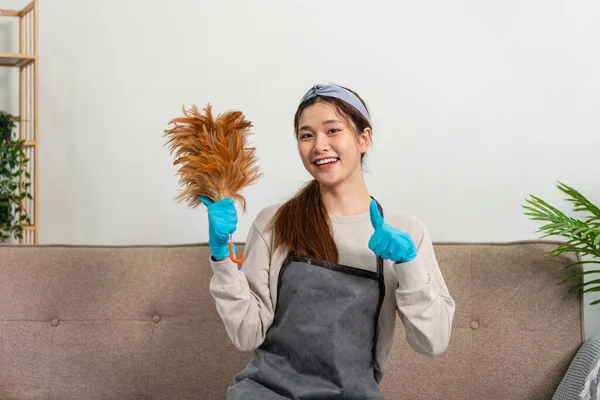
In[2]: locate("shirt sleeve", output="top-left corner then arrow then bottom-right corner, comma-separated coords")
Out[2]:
208,222 -> 275,352
392,222 -> 456,355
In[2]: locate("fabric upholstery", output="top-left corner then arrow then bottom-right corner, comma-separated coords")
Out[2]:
0,241 -> 584,399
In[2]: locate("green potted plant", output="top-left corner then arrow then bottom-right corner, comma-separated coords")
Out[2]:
0,110 -> 32,242
523,182 -> 600,306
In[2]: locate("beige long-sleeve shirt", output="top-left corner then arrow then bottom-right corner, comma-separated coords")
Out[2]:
209,202 -> 455,382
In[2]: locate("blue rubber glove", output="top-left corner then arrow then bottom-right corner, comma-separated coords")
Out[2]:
368,199 -> 417,263
198,196 -> 237,260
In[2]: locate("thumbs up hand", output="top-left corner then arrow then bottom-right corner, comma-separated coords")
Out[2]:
368,199 -> 417,263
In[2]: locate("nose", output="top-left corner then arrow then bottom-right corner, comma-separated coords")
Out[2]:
313,133 -> 330,152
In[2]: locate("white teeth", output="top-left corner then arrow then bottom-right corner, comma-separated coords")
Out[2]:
315,158 -> 338,165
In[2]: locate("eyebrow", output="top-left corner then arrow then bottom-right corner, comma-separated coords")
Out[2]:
298,119 -> 342,132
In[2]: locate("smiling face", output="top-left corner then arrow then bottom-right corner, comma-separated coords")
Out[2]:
296,101 -> 371,189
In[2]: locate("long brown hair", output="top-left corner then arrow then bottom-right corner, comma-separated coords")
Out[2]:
268,85 -> 372,263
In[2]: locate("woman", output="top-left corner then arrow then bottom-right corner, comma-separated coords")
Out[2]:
199,83 -> 455,399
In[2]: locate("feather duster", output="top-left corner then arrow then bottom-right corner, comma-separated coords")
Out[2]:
163,103 -> 262,263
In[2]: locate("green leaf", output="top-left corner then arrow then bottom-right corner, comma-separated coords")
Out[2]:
585,219 -> 600,227
523,206 -> 547,217
568,279 -> 600,294
582,286 -> 600,294
526,197 -> 559,218
538,222 -> 563,231
556,269 -> 600,285
562,260 -> 600,270
557,181 -> 600,219
581,228 -> 600,239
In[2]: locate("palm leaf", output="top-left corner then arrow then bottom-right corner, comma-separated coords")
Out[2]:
523,181 -> 600,306
556,269 -> 600,285
568,278 -> 600,294
582,286 -> 600,294
558,181 -> 600,221
562,260 -> 600,270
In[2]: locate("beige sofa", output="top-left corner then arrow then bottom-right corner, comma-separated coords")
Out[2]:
0,240 -> 585,399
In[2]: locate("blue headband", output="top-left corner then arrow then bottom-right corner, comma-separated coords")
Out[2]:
299,83 -> 371,125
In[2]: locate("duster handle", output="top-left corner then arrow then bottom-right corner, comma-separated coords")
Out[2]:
228,233 -> 245,264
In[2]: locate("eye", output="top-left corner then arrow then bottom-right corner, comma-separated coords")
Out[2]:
299,133 -> 313,139
328,128 -> 340,134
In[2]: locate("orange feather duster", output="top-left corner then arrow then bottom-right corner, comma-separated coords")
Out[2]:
163,104 -> 262,263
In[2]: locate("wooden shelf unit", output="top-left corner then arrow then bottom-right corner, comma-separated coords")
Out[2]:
0,0 -> 39,244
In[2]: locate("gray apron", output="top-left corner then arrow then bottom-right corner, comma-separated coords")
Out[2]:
227,199 -> 387,400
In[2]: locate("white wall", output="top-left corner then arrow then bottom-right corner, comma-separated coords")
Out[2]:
1,0 -> 598,337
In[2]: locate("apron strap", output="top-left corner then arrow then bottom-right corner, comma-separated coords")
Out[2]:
370,196 -> 386,372
370,195 -> 385,278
